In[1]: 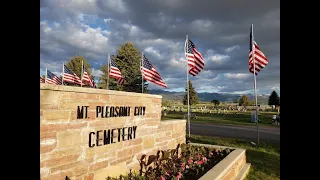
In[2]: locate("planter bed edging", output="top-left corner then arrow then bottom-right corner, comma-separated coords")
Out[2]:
189,143 -> 250,180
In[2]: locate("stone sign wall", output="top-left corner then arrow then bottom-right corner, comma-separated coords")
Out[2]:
40,84 -> 186,180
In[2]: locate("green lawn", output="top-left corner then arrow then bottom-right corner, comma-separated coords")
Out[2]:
188,135 -> 280,180
161,111 -> 280,128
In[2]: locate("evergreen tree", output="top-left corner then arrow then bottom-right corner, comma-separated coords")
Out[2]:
211,99 -> 220,107
98,42 -> 148,92
183,81 -> 198,106
268,90 -> 280,109
239,95 -> 250,107
64,56 -> 94,86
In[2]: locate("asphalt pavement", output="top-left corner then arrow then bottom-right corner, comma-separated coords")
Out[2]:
186,123 -> 280,143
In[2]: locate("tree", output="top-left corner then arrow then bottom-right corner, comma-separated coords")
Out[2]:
65,56 -> 94,86
211,99 -> 220,107
268,90 -> 280,110
162,100 -> 172,107
239,95 -> 250,108
98,42 -> 148,92
183,81 -> 198,106
97,64 -> 118,90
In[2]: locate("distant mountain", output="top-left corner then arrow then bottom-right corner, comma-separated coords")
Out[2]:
148,89 -> 270,104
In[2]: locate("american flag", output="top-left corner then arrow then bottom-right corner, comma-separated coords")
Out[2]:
82,64 -> 94,87
185,38 -> 204,76
249,25 -> 268,75
40,76 -> 45,83
63,64 -> 83,85
46,70 -> 62,85
141,55 -> 167,88
109,56 -> 125,85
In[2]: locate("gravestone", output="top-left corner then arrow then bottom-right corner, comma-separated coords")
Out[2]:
162,110 -> 167,116
251,111 -> 258,122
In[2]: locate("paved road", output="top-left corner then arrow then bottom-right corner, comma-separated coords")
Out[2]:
187,123 -> 280,143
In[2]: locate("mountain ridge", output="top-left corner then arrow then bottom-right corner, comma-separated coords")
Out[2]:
148,89 -> 270,104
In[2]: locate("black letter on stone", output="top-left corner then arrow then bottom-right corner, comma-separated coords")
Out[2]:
110,107 -> 115,117
127,127 -> 132,140
142,107 -> 146,115
111,129 -> 116,143
117,128 -> 122,142
84,106 -> 89,118
104,130 -> 111,145
96,130 -> 103,146
89,132 -> 95,147
96,106 -> 101,118
115,106 -> 119,117
134,107 -> 138,116
77,106 -> 84,119
122,127 -> 127,141
133,126 -> 137,139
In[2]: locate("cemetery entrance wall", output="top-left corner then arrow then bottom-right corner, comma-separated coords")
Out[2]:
40,84 -> 186,180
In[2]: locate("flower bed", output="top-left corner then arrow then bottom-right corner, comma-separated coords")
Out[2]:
106,143 -> 234,180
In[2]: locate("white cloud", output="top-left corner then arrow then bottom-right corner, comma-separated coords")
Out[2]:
224,73 -> 250,80
40,0 -> 280,95
104,18 -> 113,23
209,55 -> 229,64
225,45 -> 240,53
91,68 -> 103,77
189,20 -> 215,34
104,0 -> 128,13
205,49 -> 230,64
144,47 -> 161,58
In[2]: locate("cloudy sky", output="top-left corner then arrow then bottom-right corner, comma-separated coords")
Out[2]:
40,0 -> 280,95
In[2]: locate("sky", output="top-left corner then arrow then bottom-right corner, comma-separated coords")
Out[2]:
40,0 -> 280,95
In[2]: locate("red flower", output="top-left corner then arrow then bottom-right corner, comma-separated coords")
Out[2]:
176,172 -> 183,180
161,176 -> 165,180
202,156 -> 207,162
180,162 -> 186,170
188,159 -> 193,164
197,160 -> 204,165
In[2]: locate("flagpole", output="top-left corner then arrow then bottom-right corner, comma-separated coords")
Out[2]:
141,52 -> 144,93
81,60 -> 84,87
251,24 -> 259,145
45,68 -> 47,84
62,64 -> 64,85
107,54 -> 110,90
185,35 -> 191,138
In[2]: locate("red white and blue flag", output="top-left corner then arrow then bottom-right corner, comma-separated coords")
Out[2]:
63,64 -> 83,85
82,64 -> 95,87
109,56 -> 125,85
249,25 -> 268,75
185,38 -> 204,76
46,70 -> 62,85
141,55 -> 167,88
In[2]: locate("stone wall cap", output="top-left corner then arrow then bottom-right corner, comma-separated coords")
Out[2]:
40,84 -> 162,98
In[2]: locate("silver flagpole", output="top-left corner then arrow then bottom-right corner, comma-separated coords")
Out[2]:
185,35 -> 191,138
45,68 -> 47,84
141,52 -> 144,93
107,54 -> 110,90
251,24 -> 259,145
81,60 -> 84,87
62,64 -> 64,85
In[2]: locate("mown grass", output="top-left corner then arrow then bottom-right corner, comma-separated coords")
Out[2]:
161,111 -> 280,128
188,135 -> 280,180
